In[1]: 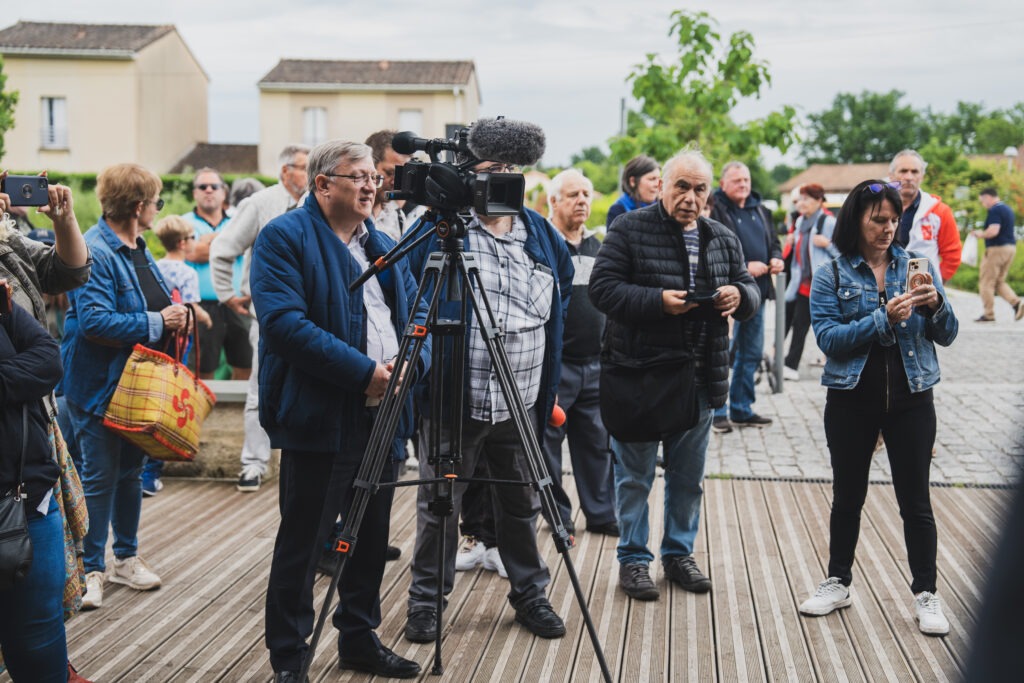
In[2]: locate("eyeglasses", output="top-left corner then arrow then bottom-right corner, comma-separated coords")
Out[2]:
323,173 -> 384,188
478,163 -> 518,174
864,181 -> 901,194
146,198 -> 165,211
194,183 -> 224,192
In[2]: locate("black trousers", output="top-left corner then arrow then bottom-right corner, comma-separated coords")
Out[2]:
784,294 -> 812,371
264,426 -> 397,672
824,396 -> 938,594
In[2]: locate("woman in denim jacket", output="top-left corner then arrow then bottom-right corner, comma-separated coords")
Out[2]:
61,164 -> 191,613
798,180 -> 958,636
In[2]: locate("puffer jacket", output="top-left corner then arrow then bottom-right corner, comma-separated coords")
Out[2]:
588,203 -> 760,408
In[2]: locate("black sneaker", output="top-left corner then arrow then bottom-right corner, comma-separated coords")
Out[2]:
514,600 -> 566,638
404,608 -> 437,643
237,467 -> 262,492
732,414 -> 772,428
712,416 -> 733,434
663,555 -> 712,593
619,563 -> 659,600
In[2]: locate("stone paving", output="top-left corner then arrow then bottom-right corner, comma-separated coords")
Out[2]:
704,287 -> 1024,486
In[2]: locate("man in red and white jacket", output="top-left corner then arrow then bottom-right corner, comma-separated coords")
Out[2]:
889,149 -> 962,283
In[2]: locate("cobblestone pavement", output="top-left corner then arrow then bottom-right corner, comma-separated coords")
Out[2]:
704,288 -> 1024,486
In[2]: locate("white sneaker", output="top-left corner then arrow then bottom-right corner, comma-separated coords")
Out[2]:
783,366 -> 800,381
109,555 -> 162,591
455,536 -> 485,571
482,546 -> 508,579
82,571 -> 105,610
799,577 -> 852,616
914,592 -> 949,635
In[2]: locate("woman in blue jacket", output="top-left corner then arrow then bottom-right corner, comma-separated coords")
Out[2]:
798,180 -> 958,636
604,155 -> 660,228
61,164 -> 191,611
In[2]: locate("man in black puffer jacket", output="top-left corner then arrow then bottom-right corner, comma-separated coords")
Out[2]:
589,149 -> 759,602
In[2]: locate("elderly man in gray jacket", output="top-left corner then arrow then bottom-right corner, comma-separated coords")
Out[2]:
210,144 -> 309,492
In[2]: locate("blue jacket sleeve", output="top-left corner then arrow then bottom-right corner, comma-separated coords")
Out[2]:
921,260 -> 958,347
810,261 -> 894,357
251,224 -> 376,392
71,249 -> 160,347
0,304 -> 63,405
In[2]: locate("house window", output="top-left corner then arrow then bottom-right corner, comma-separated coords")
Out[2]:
40,97 -> 68,149
303,107 -> 326,147
398,109 -> 423,136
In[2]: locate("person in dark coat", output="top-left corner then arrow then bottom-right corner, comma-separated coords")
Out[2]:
589,149 -> 759,601
251,140 -> 429,681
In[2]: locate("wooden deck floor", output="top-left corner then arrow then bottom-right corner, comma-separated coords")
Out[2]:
31,476 -> 1009,682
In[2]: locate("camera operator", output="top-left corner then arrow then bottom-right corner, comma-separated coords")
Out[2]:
250,141 -> 429,681
403,160 -> 575,643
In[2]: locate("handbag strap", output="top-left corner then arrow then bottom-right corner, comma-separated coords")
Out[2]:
16,404 -> 27,499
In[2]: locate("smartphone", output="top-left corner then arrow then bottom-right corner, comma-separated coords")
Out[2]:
686,290 -> 721,305
1,175 -> 49,207
906,258 -> 930,293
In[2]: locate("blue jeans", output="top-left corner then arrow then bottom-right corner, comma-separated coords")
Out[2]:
66,400 -> 146,574
0,496 -> 68,683
55,394 -> 82,474
715,303 -> 765,421
611,388 -> 712,565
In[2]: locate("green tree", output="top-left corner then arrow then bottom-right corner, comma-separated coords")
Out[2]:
0,56 -> 19,163
609,10 -> 797,175
802,90 -> 930,163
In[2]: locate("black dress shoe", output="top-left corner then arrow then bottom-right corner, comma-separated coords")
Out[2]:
274,672 -> 308,683
339,644 -> 421,678
586,521 -> 620,536
404,608 -> 437,642
514,600 -> 566,638
386,544 -> 401,561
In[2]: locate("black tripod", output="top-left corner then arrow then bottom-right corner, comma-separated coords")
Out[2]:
298,210 -> 612,681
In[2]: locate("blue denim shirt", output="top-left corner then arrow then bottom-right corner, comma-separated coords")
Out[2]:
60,218 -> 170,416
809,245 -> 958,393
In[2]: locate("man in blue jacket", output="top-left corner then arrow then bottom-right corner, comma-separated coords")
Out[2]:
250,140 -> 429,681
402,161 -> 575,644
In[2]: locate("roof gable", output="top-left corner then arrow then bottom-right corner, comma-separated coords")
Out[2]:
0,21 -> 175,56
779,163 -> 891,193
258,59 -> 476,90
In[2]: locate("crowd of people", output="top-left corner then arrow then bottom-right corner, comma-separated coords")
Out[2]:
3,131 -> 1019,681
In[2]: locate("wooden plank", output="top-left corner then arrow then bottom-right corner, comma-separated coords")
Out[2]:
705,478 -> 766,682
766,482 -> 864,683
732,480 -> 815,680
794,482 -> 916,682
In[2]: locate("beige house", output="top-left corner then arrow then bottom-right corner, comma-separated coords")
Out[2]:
778,163 -> 891,212
257,59 -> 480,176
0,21 -> 208,173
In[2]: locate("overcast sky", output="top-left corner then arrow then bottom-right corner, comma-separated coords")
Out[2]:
10,0 -> 1024,166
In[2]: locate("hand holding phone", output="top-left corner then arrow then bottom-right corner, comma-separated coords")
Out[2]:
906,257 -> 930,294
685,290 -> 722,305
0,174 -> 50,207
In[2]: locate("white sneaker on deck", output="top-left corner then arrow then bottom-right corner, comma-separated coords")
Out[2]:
799,577 -> 852,616
482,546 -> 508,579
109,555 -> 162,591
914,592 -> 950,635
455,536 -> 485,571
783,366 -> 800,381
82,571 -> 105,610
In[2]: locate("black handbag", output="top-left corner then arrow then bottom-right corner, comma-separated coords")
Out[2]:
599,354 -> 699,443
0,405 -> 34,590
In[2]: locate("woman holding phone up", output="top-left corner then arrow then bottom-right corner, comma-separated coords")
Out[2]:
798,179 -> 958,636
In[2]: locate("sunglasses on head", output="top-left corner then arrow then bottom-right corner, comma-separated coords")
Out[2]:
864,181 -> 901,194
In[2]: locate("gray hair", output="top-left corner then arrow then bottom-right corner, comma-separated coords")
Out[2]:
889,149 -> 928,174
664,147 -> 714,183
193,166 -> 225,187
278,144 -> 311,168
719,160 -> 748,180
548,168 -> 593,202
307,141 -> 373,194
229,178 -> 266,207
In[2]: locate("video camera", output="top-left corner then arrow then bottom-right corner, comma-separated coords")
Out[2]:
388,117 -> 546,217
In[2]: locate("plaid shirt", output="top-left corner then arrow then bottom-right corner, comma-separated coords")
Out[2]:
465,213 -> 550,423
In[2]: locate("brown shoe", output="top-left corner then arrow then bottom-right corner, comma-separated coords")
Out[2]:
68,662 -> 94,683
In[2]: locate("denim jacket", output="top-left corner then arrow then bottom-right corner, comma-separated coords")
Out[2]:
809,245 -> 958,393
60,218 -> 170,416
